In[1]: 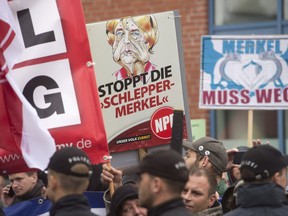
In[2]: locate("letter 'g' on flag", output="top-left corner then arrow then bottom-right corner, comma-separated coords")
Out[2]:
0,0 -> 56,172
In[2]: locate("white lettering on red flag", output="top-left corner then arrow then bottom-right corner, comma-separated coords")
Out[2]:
0,0 -> 109,174
0,0 -> 56,173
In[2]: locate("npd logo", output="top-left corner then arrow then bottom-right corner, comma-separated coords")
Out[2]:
150,106 -> 173,139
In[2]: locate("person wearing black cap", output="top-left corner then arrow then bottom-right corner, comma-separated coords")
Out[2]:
108,183 -> 147,216
46,147 -> 98,216
224,144 -> 288,216
127,149 -> 190,216
183,137 -> 228,197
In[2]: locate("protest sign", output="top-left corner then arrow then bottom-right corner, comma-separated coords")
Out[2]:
87,11 -> 191,152
200,35 -> 288,109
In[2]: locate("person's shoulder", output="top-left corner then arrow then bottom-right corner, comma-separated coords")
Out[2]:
278,204 -> 288,213
89,212 -> 100,216
0,207 -> 4,216
223,208 -> 243,216
224,205 -> 288,216
53,212 -> 99,216
223,206 -> 256,216
161,207 -> 191,216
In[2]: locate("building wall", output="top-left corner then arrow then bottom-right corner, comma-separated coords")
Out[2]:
81,0 -> 210,135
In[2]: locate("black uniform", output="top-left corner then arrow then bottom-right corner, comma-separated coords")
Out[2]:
148,198 -> 191,216
50,194 -> 99,216
224,183 -> 288,216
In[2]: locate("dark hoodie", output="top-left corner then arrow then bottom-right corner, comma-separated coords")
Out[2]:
107,184 -> 138,216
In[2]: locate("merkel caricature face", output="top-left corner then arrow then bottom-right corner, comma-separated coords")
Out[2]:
106,15 -> 159,80
113,18 -> 148,65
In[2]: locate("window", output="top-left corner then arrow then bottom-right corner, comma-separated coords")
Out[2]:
217,110 -> 278,148
211,0 -> 285,151
285,0 -> 288,20
214,0 -> 277,26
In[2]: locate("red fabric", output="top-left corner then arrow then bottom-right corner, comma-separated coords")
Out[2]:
51,0 -> 109,164
0,0 -> 109,174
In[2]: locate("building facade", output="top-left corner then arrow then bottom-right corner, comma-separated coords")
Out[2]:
82,0 -> 288,154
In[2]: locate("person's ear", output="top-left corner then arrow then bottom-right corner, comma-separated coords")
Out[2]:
201,156 -> 210,168
31,172 -> 38,183
208,193 -> 217,207
273,172 -> 282,186
151,177 -> 162,193
48,173 -> 58,191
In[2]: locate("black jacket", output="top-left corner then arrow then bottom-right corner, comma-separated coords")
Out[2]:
224,183 -> 288,216
148,198 -> 190,216
50,194 -> 99,216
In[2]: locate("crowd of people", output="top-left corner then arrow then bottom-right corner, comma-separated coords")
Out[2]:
1,137 -> 288,216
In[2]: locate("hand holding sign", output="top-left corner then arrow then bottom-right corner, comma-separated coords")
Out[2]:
101,163 -> 123,191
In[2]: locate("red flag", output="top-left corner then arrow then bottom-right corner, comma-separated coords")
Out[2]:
0,0 -> 109,174
0,0 -> 56,173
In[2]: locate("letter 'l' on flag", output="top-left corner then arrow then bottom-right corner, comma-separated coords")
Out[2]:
0,0 -> 56,171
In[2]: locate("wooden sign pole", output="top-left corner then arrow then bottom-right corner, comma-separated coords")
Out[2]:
247,110 -> 253,148
138,148 -> 147,162
103,155 -> 115,197
107,162 -> 115,197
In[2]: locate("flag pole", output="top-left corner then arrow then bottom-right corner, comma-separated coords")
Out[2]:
247,110 -> 253,147
138,148 -> 147,161
107,162 -> 115,197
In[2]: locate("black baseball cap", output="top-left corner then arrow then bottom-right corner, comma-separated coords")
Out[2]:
183,137 -> 228,174
125,149 -> 189,183
240,144 -> 288,181
47,147 -> 92,177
